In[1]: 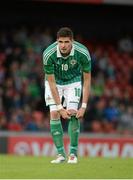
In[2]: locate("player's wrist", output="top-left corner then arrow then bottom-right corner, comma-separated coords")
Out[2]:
57,104 -> 63,111
81,103 -> 87,109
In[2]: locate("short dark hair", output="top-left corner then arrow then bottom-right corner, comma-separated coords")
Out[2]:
57,27 -> 73,39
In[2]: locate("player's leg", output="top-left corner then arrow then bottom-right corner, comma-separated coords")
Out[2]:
67,114 -> 79,163
50,109 -> 66,163
45,81 -> 65,163
64,82 -> 81,163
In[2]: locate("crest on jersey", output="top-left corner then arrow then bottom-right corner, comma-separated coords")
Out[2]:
70,59 -> 77,66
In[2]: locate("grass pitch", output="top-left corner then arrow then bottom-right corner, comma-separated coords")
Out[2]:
0,155 -> 133,179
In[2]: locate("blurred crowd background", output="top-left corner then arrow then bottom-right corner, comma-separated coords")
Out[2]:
0,0 -> 133,135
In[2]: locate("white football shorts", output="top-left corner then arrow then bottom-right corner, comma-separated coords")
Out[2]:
45,81 -> 82,112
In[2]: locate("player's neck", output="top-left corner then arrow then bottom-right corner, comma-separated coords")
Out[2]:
61,52 -> 70,57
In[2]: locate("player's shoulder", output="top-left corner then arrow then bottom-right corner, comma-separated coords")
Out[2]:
74,41 -> 89,52
74,41 -> 91,60
43,41 -> 57,65
43,41 -> 57,56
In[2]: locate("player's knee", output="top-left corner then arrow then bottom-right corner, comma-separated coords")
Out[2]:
68,109 -> 77,116
50,111 -> 60,119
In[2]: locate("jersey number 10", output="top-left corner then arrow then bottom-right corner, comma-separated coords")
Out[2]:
62,64 -> 68,71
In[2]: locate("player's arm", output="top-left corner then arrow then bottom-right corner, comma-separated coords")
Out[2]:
76,72 -> 91,119
82,72 -> 91,107
76,49 -> 91,119
43,52 -> 61,105
46,74 -> 61,106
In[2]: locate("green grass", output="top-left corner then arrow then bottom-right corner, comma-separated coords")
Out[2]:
0,155 -> 133,179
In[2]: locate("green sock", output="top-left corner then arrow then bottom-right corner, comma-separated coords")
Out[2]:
68,116 -> 80,156
50,119 -> 65,157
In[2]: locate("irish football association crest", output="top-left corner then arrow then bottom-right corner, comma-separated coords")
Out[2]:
70,59 -> 77,66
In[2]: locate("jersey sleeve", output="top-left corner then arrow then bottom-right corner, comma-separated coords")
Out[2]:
81,50 -> 91,73
43,51 -> 54,74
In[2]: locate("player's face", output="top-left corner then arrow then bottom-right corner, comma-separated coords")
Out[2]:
57,37 -> 73,56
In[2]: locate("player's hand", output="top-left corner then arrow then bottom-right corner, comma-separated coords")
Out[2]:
59,108 -> 71,119
76,108 -> 86,119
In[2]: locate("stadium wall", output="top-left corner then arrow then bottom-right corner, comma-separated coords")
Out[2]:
0,1 -> 133,41
41,0 -> 133,6
0,132 -> 133,158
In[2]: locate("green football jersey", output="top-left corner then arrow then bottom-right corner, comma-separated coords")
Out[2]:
43,41 -> 91,85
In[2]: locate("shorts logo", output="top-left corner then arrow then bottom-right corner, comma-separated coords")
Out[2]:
46,96 -> 54,104
70,59 -> 77,66
47,96 -> 52,101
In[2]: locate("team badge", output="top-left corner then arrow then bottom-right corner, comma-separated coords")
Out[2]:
70,59 -> 77,66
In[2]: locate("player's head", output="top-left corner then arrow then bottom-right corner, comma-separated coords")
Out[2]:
57,27 -> 73,56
